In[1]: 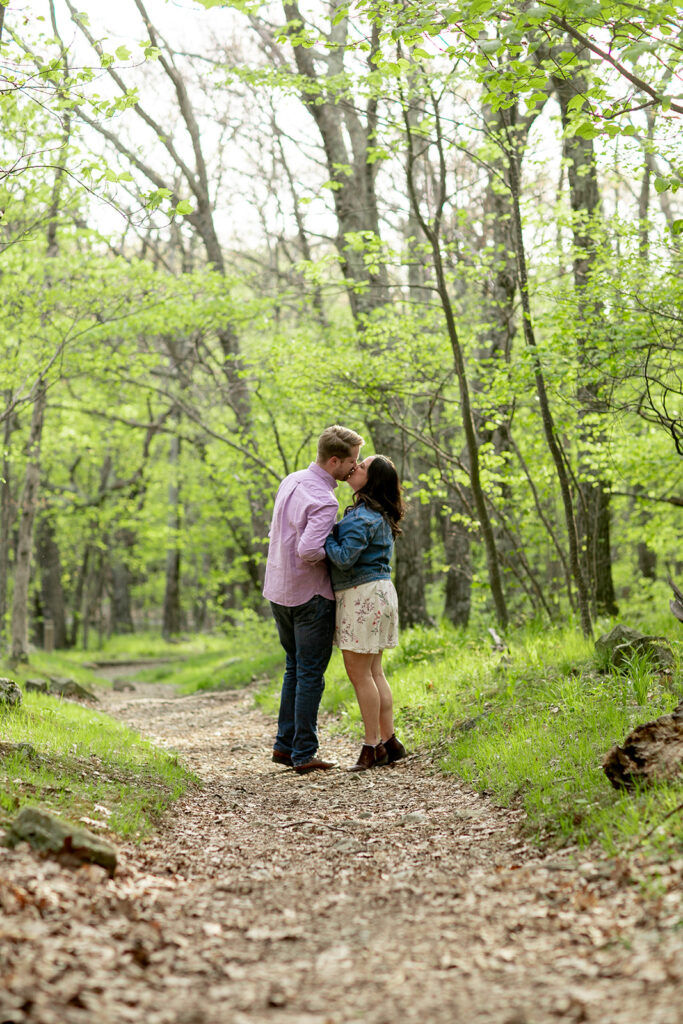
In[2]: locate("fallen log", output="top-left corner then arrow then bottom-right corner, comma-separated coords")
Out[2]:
603,703 -> 683,790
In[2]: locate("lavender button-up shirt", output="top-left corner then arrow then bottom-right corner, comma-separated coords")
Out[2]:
262,462 -> 339,606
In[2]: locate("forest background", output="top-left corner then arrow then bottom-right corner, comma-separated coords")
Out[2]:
0,0 -> 681,660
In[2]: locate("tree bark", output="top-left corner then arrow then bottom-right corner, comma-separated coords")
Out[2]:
69,545 -> 89,648
109,540 -> 136,635
281,2 -> 430,625
35,510 -> 68,649
162,433 -> 182,638
553,56 -> 618,618
0,396 -> 13,651
10,381 -> 46,662
501,107 -> 593,637
441,499 -> 472,626
603,704 -> 683,790
401,86 -> 509,629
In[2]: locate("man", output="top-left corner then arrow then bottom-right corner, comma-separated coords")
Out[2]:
263,425 -> 364,774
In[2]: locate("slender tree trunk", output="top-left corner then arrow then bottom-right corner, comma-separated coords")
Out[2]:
35,510 -> 68,649
394,499 -> 431,629
281,3 -> 431,626
162,433 -> 182,638
10,19 -> 70,659
401,88 -> 509,629
553,61 -> 617,618
10,382 -> 46,662
110,540 -> 135,635
441,499 -> 472,626
81,547 -> 104,652
69,546 -> 89,648
473,103 -> 540,614
502,109 -> 593,637
0,396 -> 13,650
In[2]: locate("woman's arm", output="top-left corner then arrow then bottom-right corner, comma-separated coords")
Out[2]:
324,510 -> 379,570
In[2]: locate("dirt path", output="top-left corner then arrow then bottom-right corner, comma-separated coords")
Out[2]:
1,679 -> 682,1024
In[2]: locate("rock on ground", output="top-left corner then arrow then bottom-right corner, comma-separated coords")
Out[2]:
0,681 -> 681,1024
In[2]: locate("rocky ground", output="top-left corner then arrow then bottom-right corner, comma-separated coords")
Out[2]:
1,677 -> 682,1024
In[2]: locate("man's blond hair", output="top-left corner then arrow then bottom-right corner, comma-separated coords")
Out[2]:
317,425 -> 364,462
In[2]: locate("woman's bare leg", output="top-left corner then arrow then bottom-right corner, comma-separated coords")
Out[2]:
371,652 -> 394,741
342,650 -> 380,745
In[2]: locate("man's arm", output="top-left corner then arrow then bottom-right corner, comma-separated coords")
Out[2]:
324,513 -> 377,570
296,500 -> 338,563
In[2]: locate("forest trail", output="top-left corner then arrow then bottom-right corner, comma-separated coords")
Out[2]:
1,676 -> 682,1024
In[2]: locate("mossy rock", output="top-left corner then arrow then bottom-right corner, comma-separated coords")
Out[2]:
595,624 -> 674,671
3,806 -> 117,876
0,678 -> 23,709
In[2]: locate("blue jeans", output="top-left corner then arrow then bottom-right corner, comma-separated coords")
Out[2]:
270,595 -> 336,766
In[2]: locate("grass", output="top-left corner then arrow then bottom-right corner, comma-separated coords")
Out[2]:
0,689 -> 194,840
0,620 -> 282,843
257,612 -> 683,859
3,606 -> 681,861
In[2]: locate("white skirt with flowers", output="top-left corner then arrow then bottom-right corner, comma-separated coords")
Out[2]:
334,579 -> 399,654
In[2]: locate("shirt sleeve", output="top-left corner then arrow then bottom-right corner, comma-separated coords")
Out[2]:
324,511 -> 379,570
296,500 -> 339,564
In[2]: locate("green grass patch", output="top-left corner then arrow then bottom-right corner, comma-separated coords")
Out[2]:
0,622 -> 282,842
106,623 -> 283,695
0,689 -> 195,840
256,614 -> 683,859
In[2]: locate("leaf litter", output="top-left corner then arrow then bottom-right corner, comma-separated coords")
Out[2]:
0,678 -> 681,1024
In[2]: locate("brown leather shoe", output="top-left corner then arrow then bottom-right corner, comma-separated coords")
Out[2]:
272,749 -> 293,766
383,734 -> 407,763
349,742 -> 389,772
293,757 -> 337,774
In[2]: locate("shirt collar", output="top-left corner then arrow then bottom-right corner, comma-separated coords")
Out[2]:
309,461 -> 338,489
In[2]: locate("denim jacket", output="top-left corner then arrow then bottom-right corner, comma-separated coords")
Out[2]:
324,504 -> 394,592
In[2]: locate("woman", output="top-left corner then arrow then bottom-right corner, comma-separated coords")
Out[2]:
324,455 -> 407,771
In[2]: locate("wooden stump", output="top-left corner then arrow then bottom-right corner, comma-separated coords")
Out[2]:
603,703 -> 683,790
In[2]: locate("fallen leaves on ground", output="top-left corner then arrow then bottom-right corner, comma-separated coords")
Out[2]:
1,678 -> 681,1024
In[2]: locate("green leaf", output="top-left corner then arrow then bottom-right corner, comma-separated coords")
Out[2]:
567,94 -> 585,113
115,46 -> 131,62
144,187 -> 172,210
175,200 -> 193,216
672,219 -> 683,237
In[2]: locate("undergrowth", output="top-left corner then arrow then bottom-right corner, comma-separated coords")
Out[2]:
0,688 -> 194,840
257,612 -> 683,859
3,606 -> 681,861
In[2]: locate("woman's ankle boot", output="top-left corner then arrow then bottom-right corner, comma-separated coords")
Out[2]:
349,742 -> 389,771
383,734 -> 406,763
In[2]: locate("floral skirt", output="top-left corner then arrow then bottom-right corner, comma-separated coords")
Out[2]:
334,579 -> 399,654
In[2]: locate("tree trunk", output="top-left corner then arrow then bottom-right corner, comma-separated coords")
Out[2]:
69,546 -> 89,648
553,57 -> 618,618
110,546 -> 135,635
162,434 -> 182,638
441,499 -> 472,626
10,381 -> 46,662
473,103 -> 537,614
0,396 -> 13,651
395,499 -> 432,629
81,546 -> 104,652
401,88 -> 509,630
282,3 -> 430,626
35,510 -> 68,649
501,106 -> 593,637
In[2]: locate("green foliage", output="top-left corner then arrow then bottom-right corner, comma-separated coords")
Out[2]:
287,619 -> 683,858
116,624 -> 284,695
1,0 -> 681,646
0,686 -> 194,840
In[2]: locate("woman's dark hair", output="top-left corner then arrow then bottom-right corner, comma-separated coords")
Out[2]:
350,455 -> 405,536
